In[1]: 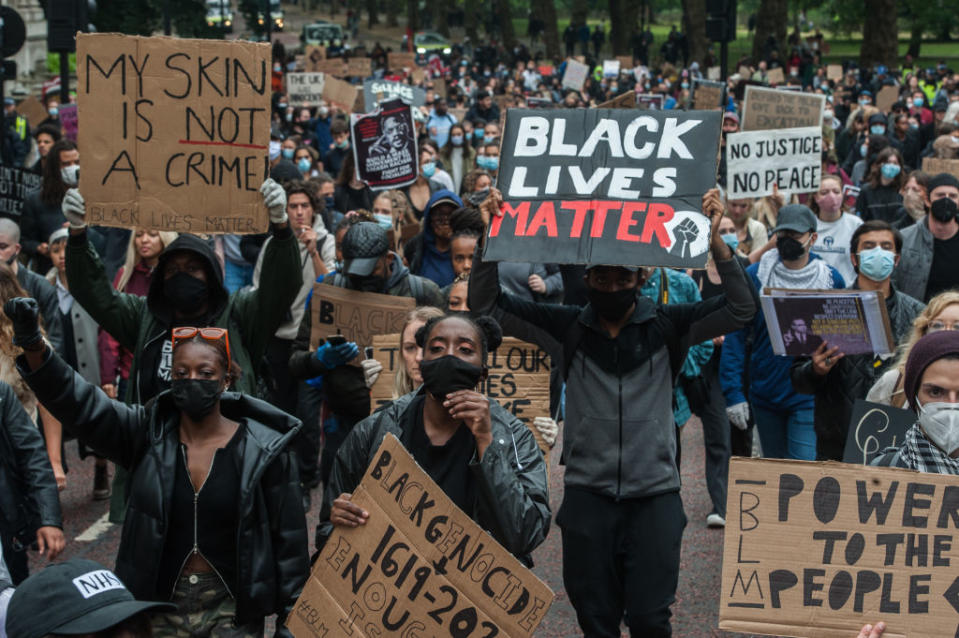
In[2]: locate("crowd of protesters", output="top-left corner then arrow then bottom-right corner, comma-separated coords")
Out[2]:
1,15 -> 959,638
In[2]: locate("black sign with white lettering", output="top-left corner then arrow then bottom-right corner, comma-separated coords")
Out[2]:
0,167 -> 41,220
843,399 -> 914,465
363,78 -> 427,111
485,108 -> 722,269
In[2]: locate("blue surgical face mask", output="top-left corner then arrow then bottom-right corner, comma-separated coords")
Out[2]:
859,98 -> 870,106
269,140 -> 281,161
48,107 -> 58,117
857,246 -> 896,282
480,156 -> 498,171
282,148 -> 295,160
880,163 -> 901,179
870,124 -> 886,135
681,81 -> 689,89
913,97 -> 924,108
451,135 -> 464,146
374,213 -> 392,229
422,161 -> 436,177
860,143 -> 869,158
474,129 -> 484,139
721,232 -> 739,251
483,135 -> 495,144
297,157 -> 312,173
336,139 -> 349,150
278,102 -> 288,110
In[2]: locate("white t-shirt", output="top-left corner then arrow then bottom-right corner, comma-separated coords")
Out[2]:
814,213 -> 863,284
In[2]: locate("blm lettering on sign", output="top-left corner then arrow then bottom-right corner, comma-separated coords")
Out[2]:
486,108 -> 722,269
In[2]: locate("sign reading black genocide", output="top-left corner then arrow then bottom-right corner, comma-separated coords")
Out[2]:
363,78 -> 427,111
0,167 -> 41,220
351,98 -> 418,190
485,109 -> 722,269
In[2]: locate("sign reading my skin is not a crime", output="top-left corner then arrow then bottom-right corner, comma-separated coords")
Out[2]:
77,33 -> 272,235
485,108 -> 721,269
721,457 -> 959,638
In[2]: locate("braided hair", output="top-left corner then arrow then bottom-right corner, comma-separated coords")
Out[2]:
415,313 -> 503,365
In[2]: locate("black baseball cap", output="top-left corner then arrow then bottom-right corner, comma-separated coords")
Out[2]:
772,204 -> 818,234
341,222 -> 390,276
6,559 -> 173,638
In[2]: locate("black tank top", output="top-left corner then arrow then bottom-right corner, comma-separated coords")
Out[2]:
158,423 -> 244,599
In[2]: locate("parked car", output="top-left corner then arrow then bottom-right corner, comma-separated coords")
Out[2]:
414,31 -> 451,63
205,2 -> 233,32
257,0 -> 284,31
301,21 -> 349,56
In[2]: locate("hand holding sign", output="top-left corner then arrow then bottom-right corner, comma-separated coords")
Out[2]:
703,187 -> 733,260
330,492 -> 368,527
62,188 -> 86,229
478,187 -> 505,234
811,340 -> 844,376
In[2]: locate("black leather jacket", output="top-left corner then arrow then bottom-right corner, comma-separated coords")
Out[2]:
0,381 -> 61,540
18,350 -> 309,628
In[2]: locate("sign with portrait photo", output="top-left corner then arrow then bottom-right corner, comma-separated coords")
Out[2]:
351,98 -> 418,190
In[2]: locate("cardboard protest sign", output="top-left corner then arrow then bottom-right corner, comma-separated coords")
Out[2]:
596,91 -> 637,109
876,85 -> 899,113
707,66 -> 721,81
827,64 -> 843,81
843,400 -> 914,465
692,79 -> 724,110
368,335 -> 552,454
737,64 -> 752,78
411,68 -> 427,84
286,72 -> 326,105
309,58 -> 346,76
0,167 -> 42,220
486,109 -> 722,269
432,78 -> 447,99
616,55 -> 633,70
562,58 -> 589,91
387,51 -> 416,71
304,45 -> 326,70
351,99 -> 418,190
742,86 -> 825,131
16,96 -> 48,128
287,434 -> 554,638
725,126 -> 822,198
721,457 -> 959,638
363,78 -> 427,111
347,57 -> 372,77
922,157 -> 959,180
602,59 -> 620,77
636,94 -> 665,110
494,95 -> 513,113
309,284 -> 415,352
767,67 -> 785,85
323,75 -> 360,113
760,289 -> 895,357
76,33 -> 271,234
59,104 -> 78,142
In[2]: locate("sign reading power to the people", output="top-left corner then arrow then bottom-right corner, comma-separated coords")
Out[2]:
486,109 -> 722,269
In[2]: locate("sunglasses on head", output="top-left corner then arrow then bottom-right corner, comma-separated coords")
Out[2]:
171,327 -> 231,366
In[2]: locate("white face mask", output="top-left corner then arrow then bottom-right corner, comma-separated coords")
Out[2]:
918,400 -> 959,455
61,164 -> 79,187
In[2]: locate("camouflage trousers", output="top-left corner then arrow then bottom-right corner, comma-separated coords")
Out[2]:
152,572 -> 264,638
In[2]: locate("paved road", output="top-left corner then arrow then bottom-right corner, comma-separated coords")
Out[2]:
28,414 -> 771,637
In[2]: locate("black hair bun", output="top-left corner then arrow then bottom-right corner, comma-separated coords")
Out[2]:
449,206 -> 485,235
473,315 -> 503,351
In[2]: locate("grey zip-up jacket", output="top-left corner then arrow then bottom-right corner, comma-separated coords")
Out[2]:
893,216 -> 934,302
317,390 -> 550,562
469,248 -> 755,500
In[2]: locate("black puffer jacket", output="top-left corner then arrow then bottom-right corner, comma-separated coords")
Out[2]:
18,349 -> 309,628
790,285 -> 925,460
0,381 -> 61,541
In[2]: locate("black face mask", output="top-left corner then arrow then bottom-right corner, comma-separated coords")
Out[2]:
5,251 -> 17,266
171,378 -> 222,420
931,198 -> 958,223
164,272 -> 209,315
777,236 -> 808,261
349,275 -> 386,293
419,355 -> 484,401
587,287 -> 637,322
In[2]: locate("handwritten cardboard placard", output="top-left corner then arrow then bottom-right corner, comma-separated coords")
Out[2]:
16,96 -> 48,128
721,457 -> 959,638
347,57 -> 372,78
58,104 -> 78,141
0,167 -> 42,220
312,58 -> 348,77
596,91 -> 637,109
767,67 -> 785,85
287,433 -> 554,638
842,400 -> 914,465
286,72 -> 326,105
922,157 -> 959,180
876,85 -> 899,113
561,58 -> 589,91
616,55 -> 633,71
76,33 -> 271,234
693,79 -> 724,110
388,51 -> 416,71
827,64 -> 843,81
304,45 -> 327,71
742,85 -> 825,131
707,66 -> 721,81
369,335 -> 551,454
726,127 -> 822,198
309,284 -> 415,352
323,75 -> 360,113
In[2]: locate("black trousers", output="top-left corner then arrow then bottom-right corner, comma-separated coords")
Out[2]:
558,487 -> 686,638
1,532 -> 29,584
294,381 -> 323,489
696,357 -> 731,518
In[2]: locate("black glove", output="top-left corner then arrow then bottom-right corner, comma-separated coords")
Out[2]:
4,297 -> 43,349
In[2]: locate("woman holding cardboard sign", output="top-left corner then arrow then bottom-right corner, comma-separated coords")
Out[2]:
318,313 -> 550,563
9,300 -> 310,637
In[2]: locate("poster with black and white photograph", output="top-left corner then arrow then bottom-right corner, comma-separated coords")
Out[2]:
484,108 -> 722,269
351,98 -> 418,190
362,78 -> 427,111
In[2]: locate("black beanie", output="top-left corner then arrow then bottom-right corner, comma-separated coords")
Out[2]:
903,331 -> 959,409
928,172 -> 959,194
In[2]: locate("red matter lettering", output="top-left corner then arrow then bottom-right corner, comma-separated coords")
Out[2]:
489,202 -> 530,237
616,202 -> 646,242
641,203 -> 674,247
591,201 -> 621,237
563,201 -> 591,238
526,202 -> 558,237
